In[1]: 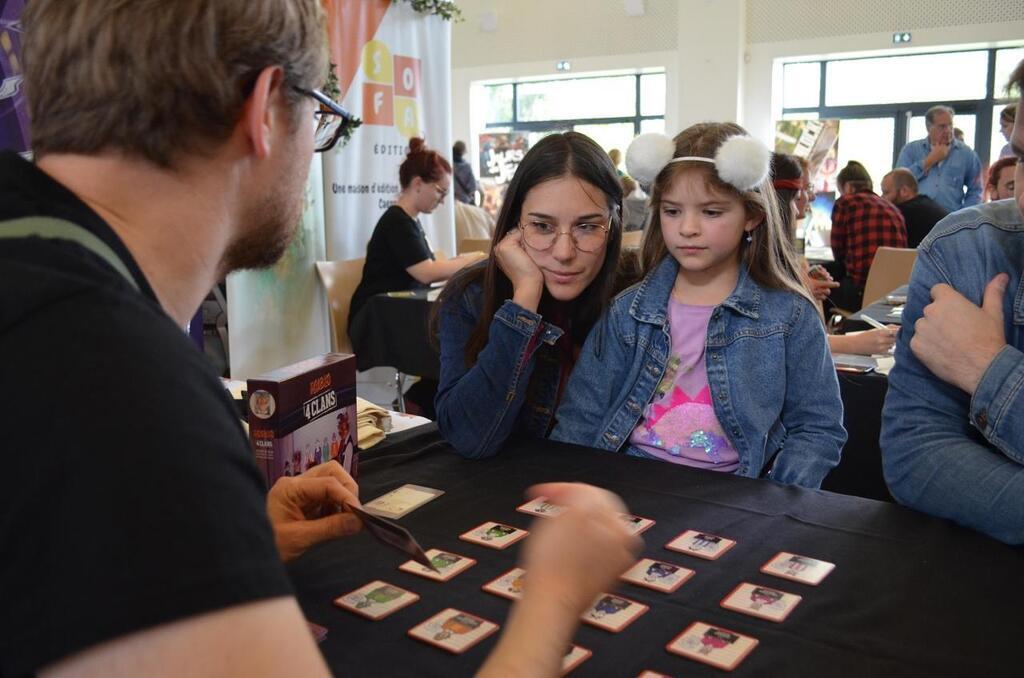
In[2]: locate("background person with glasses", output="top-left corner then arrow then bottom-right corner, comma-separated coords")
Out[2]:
433,132 -> 624,459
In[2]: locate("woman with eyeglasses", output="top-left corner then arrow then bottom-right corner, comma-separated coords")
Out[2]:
433,132 -> 624,459
348,138 -> 486,334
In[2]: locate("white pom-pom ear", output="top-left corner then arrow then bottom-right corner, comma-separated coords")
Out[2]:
714,135 -> 771,191
625,133 -> 676,188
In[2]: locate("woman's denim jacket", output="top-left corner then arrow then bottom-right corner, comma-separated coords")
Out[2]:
435,280 -> 565,458
551,256 -> 846,488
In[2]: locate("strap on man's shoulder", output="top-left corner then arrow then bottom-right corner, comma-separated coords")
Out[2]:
0,216 -> 139,291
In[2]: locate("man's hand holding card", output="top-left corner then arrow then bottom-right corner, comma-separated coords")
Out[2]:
266,461 -> 363,563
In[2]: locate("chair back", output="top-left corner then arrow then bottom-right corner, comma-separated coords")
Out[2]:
861,247 -> 917,310
458,238 -> 491,255
621,230 -> 643,250
315,258 -> 366,354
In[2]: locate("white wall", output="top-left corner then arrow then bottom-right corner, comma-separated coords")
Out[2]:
452,0 -> 1024,151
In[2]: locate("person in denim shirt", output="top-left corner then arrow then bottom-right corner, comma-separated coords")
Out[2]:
881,61 -> 1024,545
896,105 -> 983,213
434,132 -> 624,458
552,123 -> 845,489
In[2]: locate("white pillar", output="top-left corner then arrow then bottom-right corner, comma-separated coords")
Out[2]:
675,0 -> 747,130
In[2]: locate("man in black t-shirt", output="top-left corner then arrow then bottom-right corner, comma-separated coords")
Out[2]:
881,168 -> 950,248
1,3 -> 639,677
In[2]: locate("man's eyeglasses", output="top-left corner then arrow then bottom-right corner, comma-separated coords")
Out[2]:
295,87 -> 356,153
519,220 -> 610,253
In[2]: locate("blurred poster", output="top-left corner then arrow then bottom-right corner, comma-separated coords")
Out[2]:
0,0 -> 29,155
478,131 -> 529,217
322,0 -> 454,261
775,119 -> 840,194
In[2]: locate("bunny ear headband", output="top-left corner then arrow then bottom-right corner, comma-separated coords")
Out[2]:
624,132 -> 772,193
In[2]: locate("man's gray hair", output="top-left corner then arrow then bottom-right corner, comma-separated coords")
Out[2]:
925,105 -> 955,128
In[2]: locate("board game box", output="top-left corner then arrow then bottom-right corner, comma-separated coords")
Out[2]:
247,353 -> 357,486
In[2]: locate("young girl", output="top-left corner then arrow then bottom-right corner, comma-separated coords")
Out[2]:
552,123 -> 845,488
434,132 -> 623,459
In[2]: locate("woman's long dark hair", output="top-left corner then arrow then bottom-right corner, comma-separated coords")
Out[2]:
432,132 -> 623,366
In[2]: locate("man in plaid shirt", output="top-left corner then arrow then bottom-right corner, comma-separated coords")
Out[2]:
830,161 -> 908,309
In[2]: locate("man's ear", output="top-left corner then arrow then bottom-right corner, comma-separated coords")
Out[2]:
241,66 -> 287,159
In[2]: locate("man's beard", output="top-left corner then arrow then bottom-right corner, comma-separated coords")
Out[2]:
219,182 -> 302,275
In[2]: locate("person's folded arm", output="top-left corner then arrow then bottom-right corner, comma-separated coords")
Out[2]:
881,250 -> 1024,545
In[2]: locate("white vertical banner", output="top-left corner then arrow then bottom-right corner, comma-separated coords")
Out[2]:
323,2 -> 454,262
226,156 -> 331,380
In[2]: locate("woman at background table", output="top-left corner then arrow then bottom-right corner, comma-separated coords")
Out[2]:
552,124 -> 846,489
349,138 -> 484,415
434,132 -> 624,458
349,138 -> 484,331
771,153 -> 897,356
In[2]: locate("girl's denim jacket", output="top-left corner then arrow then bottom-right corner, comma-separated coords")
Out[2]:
435,280 -> 565,459
551,256 -> 846,488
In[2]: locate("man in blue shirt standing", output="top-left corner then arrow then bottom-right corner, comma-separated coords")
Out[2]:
882,62 -> 1024,545
896,105 -> 983,213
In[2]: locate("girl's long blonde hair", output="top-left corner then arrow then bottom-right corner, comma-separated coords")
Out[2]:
639,122 -> 816,309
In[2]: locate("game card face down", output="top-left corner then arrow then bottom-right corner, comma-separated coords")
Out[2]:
333,580 -> 419,620
408,608 -> 499,654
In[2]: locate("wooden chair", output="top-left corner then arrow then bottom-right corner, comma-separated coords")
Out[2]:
314,258 -> 365,354
860,247 -> 917,310
458,238 -> 491,255
621,230 -> 643,250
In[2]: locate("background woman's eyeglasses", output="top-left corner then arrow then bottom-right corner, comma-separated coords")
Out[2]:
295,87 -> 357,153
519,220 -> 610,253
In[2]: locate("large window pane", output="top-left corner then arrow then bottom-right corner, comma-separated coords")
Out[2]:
783,62 -> 820,109
907,113 -> 976,150
826,51 -> 988,106
995,47 -> 1024,98
572,122 -> 636,159
835,118 -> 895,193
517,76 -> 636,122
640,118 -> 666,135
640,73 -> 666,116
484,84 -> 513,124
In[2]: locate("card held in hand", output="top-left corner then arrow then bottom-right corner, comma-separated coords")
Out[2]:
348,504 -> 439,572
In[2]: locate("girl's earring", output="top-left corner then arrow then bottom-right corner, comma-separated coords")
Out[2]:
745,232 -> 753,243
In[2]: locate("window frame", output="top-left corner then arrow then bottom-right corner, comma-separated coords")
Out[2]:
780,47 -> 1020,167
483,71 -> 665,137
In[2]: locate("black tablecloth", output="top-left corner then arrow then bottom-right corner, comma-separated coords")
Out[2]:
349,290 -> 439,378
852,284 -> 909,326
290,426 -> 1023,677
825,371 -> 892,502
